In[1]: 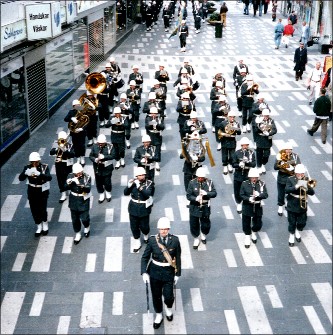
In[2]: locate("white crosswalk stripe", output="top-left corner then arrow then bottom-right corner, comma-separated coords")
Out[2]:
30,236 -> 57,272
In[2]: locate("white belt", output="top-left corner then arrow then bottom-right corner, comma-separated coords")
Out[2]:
311,80 -> 320,82
112,130 -> 124,133
29,183 -> 42,188
149,130 -> 160,133
290,193 -> 301,199
152,260 -> 170,267
71,192 -> 84,196
216,115 -> 225,118
131,197 -> 146,203
180,112 -> 190,116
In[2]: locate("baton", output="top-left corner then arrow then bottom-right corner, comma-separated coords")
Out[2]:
146,282 -> 150,314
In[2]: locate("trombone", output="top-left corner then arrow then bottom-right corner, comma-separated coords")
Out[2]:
299,166 -> 317,209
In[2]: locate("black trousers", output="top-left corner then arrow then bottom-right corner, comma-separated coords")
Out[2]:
95,173 -> 112,193
179,36 -> 187,48
233,180 -> 243,204
242,214 -> 262,235
189,213 -> 211,237
256,147 -> 270,167
222,147 -> 235,166
277,181 -> 287,206
242,106 -> 253,125
287,211 -> 307,233
71,132 -> 86,157
113,142 -> 125,160
129,214 -> 150,239
150,277 -> 174,313
28,189 -> 48,224
55,163 -> 72,192
71,209 -> 90,233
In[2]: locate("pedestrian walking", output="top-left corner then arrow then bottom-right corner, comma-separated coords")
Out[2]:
307,88 -> 332,144
240,167 -> 268,248
19,152 -> 52,237
306,61 -> 324,105
64,163 -> 92,245
124,166 -> 155,253
271,1 -> 278,21
285,164 -> 315,247
274,18 -> 284,49
293,42 -> 307,81
282,20 -> 295,48
220,2 -> 228,27
186,167 -> 217,249
300,21 -> 310,47
141,217 -> 181,329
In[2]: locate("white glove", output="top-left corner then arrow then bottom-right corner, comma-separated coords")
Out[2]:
286,166 -> 294,171
71,117 -> 78,123
174,276 -> 179,285
25,168 -> 33,176
111,118 -> 118,124
190,126 -> 196,131
190,154 -> 198,161
253,191 -> 260,197
297,180 -> 308,188
76,127 -> 83,132
249,196 -> 255,203
98,154 -> 104,160
200,189 -> 207,196
196,195 -> 202,202
142,273 -> 150,284
71,177 -> 79,184
263,131 -> 269,136
30,167 -> 40,176
141,158 -> 146,163
134,179 -> 141,187
239,161 -> 245,168
66,178 -> 72,184
127,180 -> 134,188
95,158 -> 99,163
295,183 -> 300,189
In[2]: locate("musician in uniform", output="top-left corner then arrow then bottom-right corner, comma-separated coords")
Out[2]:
141,217 -> 181,329
217,111 -> 241,175
178,59 -> 195,77
128,64 -> 144,94
176,92 -> 193,140
163,4 -> 171,32
155,64 -> 170,94
19,152 -> 52,237
181,130 -> 206,191
49,131 -> 74,203
186,167 -> 217,249
274,142 -> 301,216
240,74 -> 259,133
117,92 -> 133,148
233,59 -> 249,81
134,134 -> 160,182
212,71 -> 226,88
126,80 -> 142,130
234,68 -> 247,116
64,99 -> 87,166
173,68 -> 193,87
176,79 -> 196,110
232,137 -> 256,214
210,81 -> 227,131
142,92 -> 163,119
84,90 -> 99,147
285,164 -> 315,247
108,56 -> 122,108
254,109 -> 277,174
183,111 -> 207,137
213,96 -> 230,149
124,167 -> 155,252
89,134 -> 116,204
240,167 -> 268,248
110,106 -> 130,169
64,163 -> 92,245
178,19 -> 189,52
251,95 -> 270,141
145,107 -> 164,172
149,80 -> 167,116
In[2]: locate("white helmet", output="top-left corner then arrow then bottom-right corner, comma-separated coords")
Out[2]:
183,58 -> 189,63
72,99 -> 81,106
282,142 -> 293,150
228,111 -> 238,117
97,134 -> 106,143
157,217 -> 171,229
109,56 -> 115,62
196,167 -> 206,178
248,168 -> 260,178
190,111 -> 197,118
142,134 -> 151,142
150,106 -> 158,114
72,163 -> 83,174
105,62 -> 111,68
132,64 -> 139,69
114,106 -> 121,114
153,79 -> 160,85
259,103 -> 266,111
294,164 -> 305,174
262,109 -> 270,116
148,92 -> 156,100
181,92 -> 190,99
58,131 -> 67,139
29,152 -> 41,161
129,80 -> 136,86
216,81 -> 223,87
239,137 -> 250,146
219,95 -> 226,102
120,93 -> 127,99
135,166 -> 146,176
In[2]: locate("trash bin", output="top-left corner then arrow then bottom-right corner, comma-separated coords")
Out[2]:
215,22 -> 222,38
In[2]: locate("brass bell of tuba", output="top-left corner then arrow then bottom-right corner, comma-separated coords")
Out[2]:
85,72 -> 107,94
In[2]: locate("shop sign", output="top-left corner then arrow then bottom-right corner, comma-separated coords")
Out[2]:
1,20 -> 26,52
66,1 -> 75,23
26,3 -> 52,40
51,2 -> 62,37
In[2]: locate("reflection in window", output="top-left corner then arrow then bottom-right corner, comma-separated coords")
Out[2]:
0,67 -> 28,150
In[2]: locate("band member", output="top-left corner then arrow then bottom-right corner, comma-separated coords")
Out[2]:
186,167 -> 217,249
213,96 -> 230,148
150,79 -> 167,114
210,81 -> 227,129
126,80 -> 142,129
128,64 -> 144,94
19,152 -> 52,237
183,111 -> 207,137
254,109 -> 277,174
173,67 -> 193,87
217,111 -> 241,175
154,64 -> 170,94
274,142 -> 301,216
234,68 -> 247,116
233,59 -> 249,81
240,167 -> 268,248
64,163 -> 92,245
251,95 -> 270,141
178,19 -> 189,52
117,92 -> 133,148
176,92 -> 193,139
212,71 -> 226,88
285,164 -> 315,246
163,4 -> 171,32
89,134 -> 116,203
232,137 -> 256,214
124,166 -> 155,252
145,107 -> 165,172
240,74 -> 259,133
181,130 -> 206,191
134,134 -> 160,182
49,131 -> 74,203
143,92 -> 163,118
178,59 -> 195,77
110,106 -> 130,169
141,217 -> 181,329
176,79 -> 196,110
64,99 -> 87,166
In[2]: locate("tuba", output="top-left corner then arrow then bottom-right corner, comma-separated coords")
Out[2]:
218,122 -> 236,139
259,120 -> 272,132
276,149 -> 294,175
182,133 -> 206,168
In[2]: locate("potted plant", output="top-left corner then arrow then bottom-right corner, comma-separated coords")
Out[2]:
207,1 -> 217,13
208,12 -> 221,25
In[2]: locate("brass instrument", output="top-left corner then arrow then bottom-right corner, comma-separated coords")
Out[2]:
247,83 -> 259,95
217,122 -> 236,139
276,149 -> 294,175
57,137 -> 68,147
299,167 -> 317,209
259,120 -> 272,132
86,72 -> 107,94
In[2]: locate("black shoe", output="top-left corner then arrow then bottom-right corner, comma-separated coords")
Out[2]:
289,242 -> 294,247
201,239 -> 207,244
193,245 -> 199,250
153,319 -> 163,329
74,238 -> 81,245
59,198 -> 66,203
42,230 -> 48,236
106,197 -> 112,202
278,212 -> 283,217
84,231 -> 90,238
245,244 -> 250,249
166,314 -> 173,322
35,232 -> 41,237
322,140 -> 326,144
307,129 -> 314,136
295,237 -> 301,243
133,245 -> 142,253
309,101 -> 312,105
144,239 -> 148,244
